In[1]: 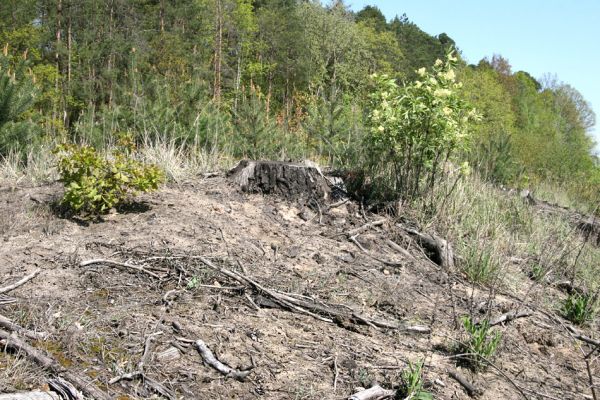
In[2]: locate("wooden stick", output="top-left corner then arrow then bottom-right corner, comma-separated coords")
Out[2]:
0,329 -> 110,400
333,355 -> 339,393
0,269 -> 40,294
80,259 -> 161,279
195,338 -> 252,381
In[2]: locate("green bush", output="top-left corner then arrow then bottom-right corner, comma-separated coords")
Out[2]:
562,292 -> 597,325
54,143 -> 164,217
460,316 -> 502,371
363,50 -> 479,201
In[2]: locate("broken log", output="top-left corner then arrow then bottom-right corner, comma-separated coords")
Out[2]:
0,392 -> 60,400
0,329 -> 110,400
401,226 -> 455,268
195,338 -> 252,381
0,314 -> 48,340
228,160 -> 332,200
348,385 -> 395,400
449,370 -> 480,397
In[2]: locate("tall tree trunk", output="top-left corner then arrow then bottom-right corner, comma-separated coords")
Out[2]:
213,0 -> 223,104
234,46 -> 242,112
107,0 -> 114,107
55,0 -> 62,135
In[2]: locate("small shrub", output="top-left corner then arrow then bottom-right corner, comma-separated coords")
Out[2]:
460,316 -> 501,371
462,244 -> 499,284
54,143 -> 164,217
396,359 -> 433,400
562,292 -> 597,325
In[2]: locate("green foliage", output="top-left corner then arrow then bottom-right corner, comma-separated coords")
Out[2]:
363,51 -> 478,201
232,89 -> 279,158
396,360 -> 433,400
0,51 -> 39,155
562,292 -> 597,325
54,143 -> 164,217
460,316 -> 502,371
462,244 -> 499,284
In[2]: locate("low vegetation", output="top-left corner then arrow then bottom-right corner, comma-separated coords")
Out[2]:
0,1 -> 599,399
459,316 -> 502,371
55,142 -> 164,217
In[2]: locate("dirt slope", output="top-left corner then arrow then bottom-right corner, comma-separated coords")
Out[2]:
0,176 -> 597,399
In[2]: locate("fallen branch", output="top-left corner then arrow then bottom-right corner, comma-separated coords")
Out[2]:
79,259 -> 161,279
448,370 -> 480,397
0,269 -> 40,294
567,325 -> 600,348
197,256 -> 424,333
108,330 -> 174,399
195,338 -> 252,381
345,219 -> 386,237
0,294 -> 17,305
348,385 -> 395,400
0,392 -> 60,400
0,314 -> 48,340
386,239 -> 416,261
0,329 -> 110,400
489,310 -> 533,327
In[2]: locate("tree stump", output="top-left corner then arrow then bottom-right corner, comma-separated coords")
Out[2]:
228,160 -> 332,200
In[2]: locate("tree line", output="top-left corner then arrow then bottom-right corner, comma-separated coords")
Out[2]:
0,0 -> 597,204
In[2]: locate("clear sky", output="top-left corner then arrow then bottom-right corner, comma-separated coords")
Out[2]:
348,0 -> 600,147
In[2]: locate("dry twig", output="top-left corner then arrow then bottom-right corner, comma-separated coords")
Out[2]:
0,269 -> 40,294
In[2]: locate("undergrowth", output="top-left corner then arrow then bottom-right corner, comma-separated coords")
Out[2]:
459,316 -> 502,371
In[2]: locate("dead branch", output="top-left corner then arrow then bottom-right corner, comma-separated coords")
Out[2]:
197,256 -> 425,333
0,392 -> 60,400
585,357 -> 598,400
347,385 -> 395,400
566,325 -> 600,348
0,314 -> 48,340
0,269 -> 40,294
333,355 -> 339,393
195,338 -> 252,381
0,294 -> 17,305
386,239 -> 416,261
47,377 -> 83,400
79,259 -> 161,279
345,219 -> 386,237
139,331 -> 163,371
0,329 -> 110,400
448,370 -> 480,397
489,310 -> 533,327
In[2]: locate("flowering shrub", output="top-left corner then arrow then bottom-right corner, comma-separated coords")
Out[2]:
364,50 -> 479,201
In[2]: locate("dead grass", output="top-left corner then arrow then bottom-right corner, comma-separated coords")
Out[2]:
413,171 -> 600,319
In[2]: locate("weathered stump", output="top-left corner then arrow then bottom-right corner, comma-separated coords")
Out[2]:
228,160 -> 332,200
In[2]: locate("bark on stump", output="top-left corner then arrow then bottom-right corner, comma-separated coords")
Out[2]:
228,160 -> 331,200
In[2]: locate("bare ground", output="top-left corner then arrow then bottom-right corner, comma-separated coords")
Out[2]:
0,176 -> 598,399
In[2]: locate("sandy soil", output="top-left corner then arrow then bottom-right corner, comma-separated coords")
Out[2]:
0,176 -> 597,399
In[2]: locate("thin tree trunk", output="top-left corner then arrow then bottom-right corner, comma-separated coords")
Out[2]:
213,0 -> 223,104
159,0 -> 165,33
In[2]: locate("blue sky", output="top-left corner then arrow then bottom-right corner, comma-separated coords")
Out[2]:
348,0 -> 600,147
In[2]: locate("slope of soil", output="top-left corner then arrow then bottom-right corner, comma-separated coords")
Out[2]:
0,176 -> 597,399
